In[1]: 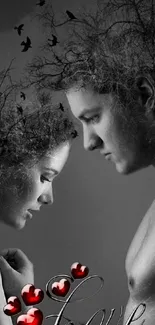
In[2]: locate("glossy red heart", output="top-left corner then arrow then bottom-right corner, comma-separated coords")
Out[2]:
17,308 -> 43,325
3,296 -> 21,316
21,284 -> 44,305
51,278 -> 70,297
71,262 -> 89,279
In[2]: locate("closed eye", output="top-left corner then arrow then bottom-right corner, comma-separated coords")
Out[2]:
40,175 -> 51,183
85,114 -> 100,124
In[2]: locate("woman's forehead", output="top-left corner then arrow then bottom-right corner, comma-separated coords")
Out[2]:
38,143 -> 70,170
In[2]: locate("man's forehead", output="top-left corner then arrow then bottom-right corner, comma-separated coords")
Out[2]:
67,87 -> 100,115
67,87 -> 113,118
68,86 -> 97,100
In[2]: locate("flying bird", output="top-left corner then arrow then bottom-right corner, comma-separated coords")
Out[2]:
21,37 -> 32,52
59,103 -> 64,111
48,35 -> 59,47
66,10 -> 77,20
14,24 -> 24,36
16,105 -> 23,115
20,92 -> 26,100
36,0 -> 45,6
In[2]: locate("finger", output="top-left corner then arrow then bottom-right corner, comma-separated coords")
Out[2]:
0,256 -> 12,272
0,248 -> 32,271
0,250 -> 17,270
0,248 -> 16,261
0,249 -> 16,263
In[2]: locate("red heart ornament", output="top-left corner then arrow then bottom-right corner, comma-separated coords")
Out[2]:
71,262 -> 89,279
3,296 -> 21,316
17,308 -> 43,325
21,284 -> 44,305
51,278 -> 70,297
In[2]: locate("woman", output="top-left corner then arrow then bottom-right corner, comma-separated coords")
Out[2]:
0,94 -> 77,324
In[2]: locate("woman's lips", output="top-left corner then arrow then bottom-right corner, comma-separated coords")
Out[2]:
26,210 -> 33,219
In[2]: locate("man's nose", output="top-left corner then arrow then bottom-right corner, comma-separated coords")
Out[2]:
39,186 -> 54,205
83,126 -> 103,151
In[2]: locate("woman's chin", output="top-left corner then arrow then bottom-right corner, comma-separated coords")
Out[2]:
14,220 -> 26,230
1,214 -> 27,230
14,215 -> 27,230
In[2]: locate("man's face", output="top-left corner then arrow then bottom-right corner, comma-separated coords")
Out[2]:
66,87 -> 152,174
0,143 -> 70,230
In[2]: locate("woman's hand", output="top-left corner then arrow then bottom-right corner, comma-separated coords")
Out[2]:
0,248 -> 34,311
0,271 -> 13,325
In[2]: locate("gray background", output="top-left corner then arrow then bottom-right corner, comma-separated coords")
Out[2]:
0,1 -> 155,324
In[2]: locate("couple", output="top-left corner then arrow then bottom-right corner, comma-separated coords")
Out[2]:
0,74 -> 155,324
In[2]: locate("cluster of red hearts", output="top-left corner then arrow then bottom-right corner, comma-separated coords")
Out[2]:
3,262 -> 89,325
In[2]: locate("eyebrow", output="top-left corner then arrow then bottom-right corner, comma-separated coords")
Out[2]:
44,168 -> 59,175
78,106 -> 101,120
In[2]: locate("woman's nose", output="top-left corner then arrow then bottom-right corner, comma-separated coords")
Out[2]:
38,187 -> 54,205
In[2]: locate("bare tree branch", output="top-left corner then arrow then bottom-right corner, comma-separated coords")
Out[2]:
21,0 -> 155,97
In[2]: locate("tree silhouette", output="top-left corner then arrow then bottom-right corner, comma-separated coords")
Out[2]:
0,59 -> 18,116
24,0 -> 155,106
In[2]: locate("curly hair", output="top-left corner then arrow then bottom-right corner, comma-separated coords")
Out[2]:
0,94 -> 77,174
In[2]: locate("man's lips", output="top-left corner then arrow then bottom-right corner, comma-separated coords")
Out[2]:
100,150 -> 112,161
100,150 -> 111,156
104,153 -> 111,159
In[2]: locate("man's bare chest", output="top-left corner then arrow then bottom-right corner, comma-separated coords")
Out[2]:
125,200 -> 155,299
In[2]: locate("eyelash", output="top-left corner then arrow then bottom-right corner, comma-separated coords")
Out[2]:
40,175 -> 51,183
87,114 -> 100,124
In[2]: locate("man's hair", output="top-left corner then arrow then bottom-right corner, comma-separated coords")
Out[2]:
48,1 -> 155,111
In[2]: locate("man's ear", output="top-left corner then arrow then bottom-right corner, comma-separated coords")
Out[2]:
136,76 -> 155,114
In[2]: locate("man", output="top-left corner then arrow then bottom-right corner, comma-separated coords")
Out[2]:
65,80 -> 155,324
56,7 -> 155,323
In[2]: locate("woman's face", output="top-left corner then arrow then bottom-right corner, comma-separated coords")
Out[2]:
0,143 -> 70,230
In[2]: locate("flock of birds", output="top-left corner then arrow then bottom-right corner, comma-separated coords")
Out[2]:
13,0 -> 78,118
14,0 -> 77,52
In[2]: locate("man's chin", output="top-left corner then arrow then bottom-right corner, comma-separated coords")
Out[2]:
115,162 -> 134,175
115,160 -> 148,175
